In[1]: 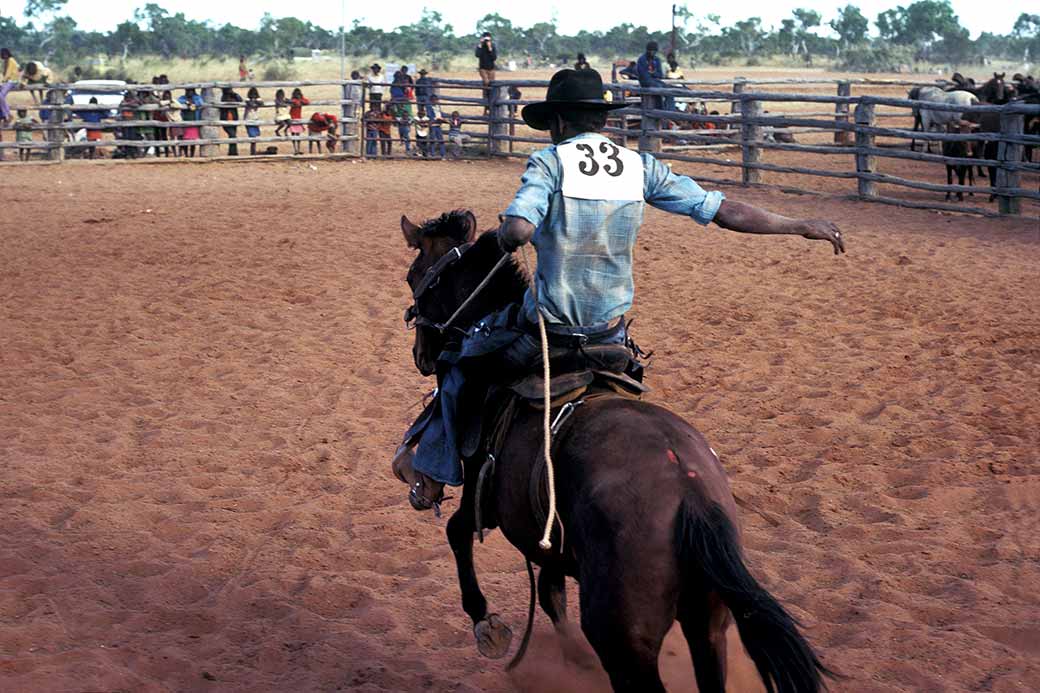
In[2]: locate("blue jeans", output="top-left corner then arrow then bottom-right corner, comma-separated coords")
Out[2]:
429,125 -> 446,158
410,306 -> 626,486
366,130 -> 377,156
398,123 -> 411,152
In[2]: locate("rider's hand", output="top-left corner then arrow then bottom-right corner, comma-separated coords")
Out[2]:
799,220 -> 845,255
498,233 -> 520,254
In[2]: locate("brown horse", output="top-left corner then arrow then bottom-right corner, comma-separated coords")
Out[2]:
400,210 -> 833,692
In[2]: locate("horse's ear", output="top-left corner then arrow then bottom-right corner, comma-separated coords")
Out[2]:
401,215 -> 421,249
462,210 -> 478,242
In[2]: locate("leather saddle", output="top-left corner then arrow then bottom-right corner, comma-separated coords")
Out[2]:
507,343 -> 649,404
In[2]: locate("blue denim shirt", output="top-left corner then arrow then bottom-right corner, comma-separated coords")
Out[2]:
503,132 -> 724,326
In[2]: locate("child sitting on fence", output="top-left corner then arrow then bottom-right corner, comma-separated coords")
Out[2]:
14,108 -> 36,161
447,111 -> 469,158
288,88 -> 309,155
274,89 -> 290,137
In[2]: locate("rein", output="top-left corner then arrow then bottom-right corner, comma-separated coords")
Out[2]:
405,243 -> 511,336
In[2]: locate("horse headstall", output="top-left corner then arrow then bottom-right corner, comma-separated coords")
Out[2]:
405,241 -> 474,334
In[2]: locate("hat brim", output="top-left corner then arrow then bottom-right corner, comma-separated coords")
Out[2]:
521,100 -> 628,131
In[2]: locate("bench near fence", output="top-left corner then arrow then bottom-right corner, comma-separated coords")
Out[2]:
4,77 -> 1037,217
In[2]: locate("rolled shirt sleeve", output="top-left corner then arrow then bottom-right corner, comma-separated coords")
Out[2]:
503,149 -> 558,228
642,154 -> 725,225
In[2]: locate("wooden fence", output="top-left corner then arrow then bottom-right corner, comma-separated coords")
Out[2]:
4,77 -> 1038,216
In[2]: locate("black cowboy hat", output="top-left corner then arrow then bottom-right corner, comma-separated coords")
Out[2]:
521,69 -> 625,131
370,63 -> 381,70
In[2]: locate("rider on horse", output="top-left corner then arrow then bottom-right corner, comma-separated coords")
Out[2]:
395,68 -> 845,511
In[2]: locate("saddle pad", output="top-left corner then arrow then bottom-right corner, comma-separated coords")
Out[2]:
557,139 -> 644,201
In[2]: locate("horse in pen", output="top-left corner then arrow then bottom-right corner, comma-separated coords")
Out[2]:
393,209 -> 834,693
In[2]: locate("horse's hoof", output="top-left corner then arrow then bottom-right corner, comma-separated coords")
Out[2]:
474,614 -> 512,659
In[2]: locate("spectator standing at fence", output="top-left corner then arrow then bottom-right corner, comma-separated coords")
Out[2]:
115,89 -> 141,159
390,69 -> 407,112
1,48 -> 20,126
220,86 -> 243,156
288,87 -> 309,155
401,66 -> 416,115
475,31 -> 497,112
273,89 -> 290,137
377,106 -> 393,156
307,112 -> 337,154
427,95 -> 446,159
243,87 -> 263,156
367,63 -> 387,109
137,88 -> 159,155
393,103 -> 412,154
574,53 -> 591,70
178,87 -> 203,158
14,108 -> 36,162
364,103 -> 380,156
155,90 -> 177,157
77,96 -> 105,159
415,68 -> 434,117
414,114 -> 430,157
345,70 -> 363,141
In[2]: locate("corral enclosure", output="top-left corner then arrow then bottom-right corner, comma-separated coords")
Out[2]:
4,66 -> 1038,218
2,134 -> 1039,693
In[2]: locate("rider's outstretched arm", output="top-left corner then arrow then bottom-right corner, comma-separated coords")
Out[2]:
713,200 -> 845,255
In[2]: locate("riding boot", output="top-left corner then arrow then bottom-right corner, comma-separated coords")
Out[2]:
391,443 -> 446,512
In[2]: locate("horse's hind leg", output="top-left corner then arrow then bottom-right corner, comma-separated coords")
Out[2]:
447,504 -> 512,658
579,579 -> 673,692
537,564 -> 567,624
677,590 -> 731,693
539,565 -> 598,669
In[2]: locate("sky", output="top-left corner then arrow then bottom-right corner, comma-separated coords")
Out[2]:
13,1 -> 1027,39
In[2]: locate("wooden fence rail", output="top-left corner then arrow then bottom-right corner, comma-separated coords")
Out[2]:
4,76 -> 1037,216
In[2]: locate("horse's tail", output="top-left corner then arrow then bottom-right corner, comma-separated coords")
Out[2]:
674,495 -> 833,693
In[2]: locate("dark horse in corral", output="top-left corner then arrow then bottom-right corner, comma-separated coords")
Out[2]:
400,209 -> 832,692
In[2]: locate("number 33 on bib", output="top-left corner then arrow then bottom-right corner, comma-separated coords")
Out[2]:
557,140 -> 644,202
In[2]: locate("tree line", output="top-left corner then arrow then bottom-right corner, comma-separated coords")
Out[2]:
2,1 -> 1038,73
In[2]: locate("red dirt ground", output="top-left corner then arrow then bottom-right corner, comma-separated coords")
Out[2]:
1,156 -> 1038,692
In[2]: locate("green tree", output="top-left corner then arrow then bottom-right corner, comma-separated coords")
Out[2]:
830,5 -> 870,51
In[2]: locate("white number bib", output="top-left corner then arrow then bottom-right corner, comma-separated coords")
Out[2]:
557,139 -> 644,202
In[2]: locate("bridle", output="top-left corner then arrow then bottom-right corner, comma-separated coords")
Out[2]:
404,242 -> 474,335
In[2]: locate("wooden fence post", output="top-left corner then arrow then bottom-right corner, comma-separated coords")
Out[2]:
996,111 -> 1024,216
200,87 -> 220,157
834,81 -> 851,145
740,97 -> 762,185
341,81 -> 357,155
639,91 -> 661,153
731,79 -> 746,116
487,84 -> 509,156
854,101 -> 877,200
47,89 -> 66,162
359,82 -> 368,159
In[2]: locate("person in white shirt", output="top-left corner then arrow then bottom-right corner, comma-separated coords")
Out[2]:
367,63 -> 387,109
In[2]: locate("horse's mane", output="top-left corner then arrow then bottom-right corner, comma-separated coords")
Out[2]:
419,209 -> 530,289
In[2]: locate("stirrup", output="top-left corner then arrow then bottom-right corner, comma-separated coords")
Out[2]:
409,476 -> 446,517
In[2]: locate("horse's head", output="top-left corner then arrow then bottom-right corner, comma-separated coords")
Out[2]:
401,209 -> 479,376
